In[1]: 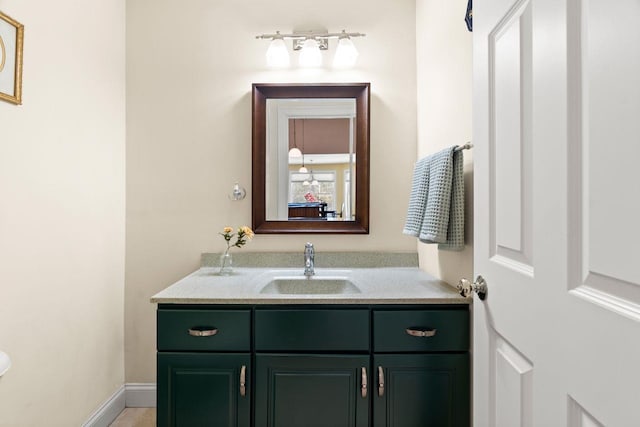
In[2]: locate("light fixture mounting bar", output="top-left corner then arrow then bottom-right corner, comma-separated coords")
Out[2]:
256,30 -> 366,51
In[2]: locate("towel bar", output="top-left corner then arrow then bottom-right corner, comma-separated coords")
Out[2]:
454,142 -> 473,152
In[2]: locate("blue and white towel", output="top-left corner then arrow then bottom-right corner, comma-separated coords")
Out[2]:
403,146 -> 464,251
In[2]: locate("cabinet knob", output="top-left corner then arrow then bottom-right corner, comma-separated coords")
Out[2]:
188,327 -> 218,337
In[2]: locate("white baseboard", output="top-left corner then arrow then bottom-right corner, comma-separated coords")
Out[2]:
82,385 -> 126,427
83,383 -> 156,427
125,382 -> 156,407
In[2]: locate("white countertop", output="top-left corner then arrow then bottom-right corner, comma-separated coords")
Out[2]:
150,267 -> 470,305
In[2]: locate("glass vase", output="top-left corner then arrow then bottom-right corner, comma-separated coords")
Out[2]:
219,250 -> 233,275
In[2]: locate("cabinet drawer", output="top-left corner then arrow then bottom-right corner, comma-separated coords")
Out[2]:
373,309 -> 469,352
157,309 -> 250,351
255,309 -> 370,351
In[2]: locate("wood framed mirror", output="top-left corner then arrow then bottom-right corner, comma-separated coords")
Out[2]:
252,83 -> 370,234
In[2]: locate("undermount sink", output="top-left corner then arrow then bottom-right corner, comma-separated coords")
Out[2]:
259,276 -> 361,295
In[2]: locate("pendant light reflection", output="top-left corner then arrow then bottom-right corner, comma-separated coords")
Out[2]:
299,39 -> 322,67
266,34 -> 290,67
288,118 -> 302,158
288,147 -> 302,157
298,119 -> 308,173
303,176 -> 319,186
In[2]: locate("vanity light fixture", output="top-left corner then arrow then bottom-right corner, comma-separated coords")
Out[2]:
256,30 -> 365,68
333,35 -> 359,68
298,39 -> 322,67
265,32 -> 290,68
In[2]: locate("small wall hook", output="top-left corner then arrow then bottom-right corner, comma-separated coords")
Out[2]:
229,182 -> 246,201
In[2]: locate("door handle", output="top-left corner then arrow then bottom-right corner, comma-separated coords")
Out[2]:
361,367 -> 368,398
377,366 -> 384,397
457,275 -> 487,300
240,365 -> 246,397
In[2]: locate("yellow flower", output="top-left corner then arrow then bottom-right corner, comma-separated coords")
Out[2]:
239,226 -> 254,239
223,226 -> 233,234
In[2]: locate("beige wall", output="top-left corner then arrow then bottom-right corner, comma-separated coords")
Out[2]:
126,0 -> 418,382
0,0 -> 125,425
416,0 -> 473,284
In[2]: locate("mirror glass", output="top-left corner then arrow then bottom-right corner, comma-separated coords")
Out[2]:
252,83 -> 370,234
265,98 -> 356,222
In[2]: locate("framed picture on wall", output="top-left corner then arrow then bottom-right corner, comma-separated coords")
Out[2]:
0,11 -> 24,105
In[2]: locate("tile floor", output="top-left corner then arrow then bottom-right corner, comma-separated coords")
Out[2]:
109,408 -> 156,427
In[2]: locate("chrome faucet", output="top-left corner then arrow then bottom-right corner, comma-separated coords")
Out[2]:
304,242 -> 315,277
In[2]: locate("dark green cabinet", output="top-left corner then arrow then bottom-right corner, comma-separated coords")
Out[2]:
157,353 -> 250,427
373,354 -> 470,427
255,354 -> 370,427
156,304 -> 470,427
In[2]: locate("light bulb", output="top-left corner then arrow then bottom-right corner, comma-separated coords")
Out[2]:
299,39 -> 322,68
333,37 -> 359,68
288,147 -> 302,158
266,38 -> 290,67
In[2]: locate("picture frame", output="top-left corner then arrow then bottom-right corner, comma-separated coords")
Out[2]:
0,11 -> 24,105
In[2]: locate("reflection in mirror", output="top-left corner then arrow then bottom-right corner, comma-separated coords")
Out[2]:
265,99 -> 356,221
252,83 -> 370,234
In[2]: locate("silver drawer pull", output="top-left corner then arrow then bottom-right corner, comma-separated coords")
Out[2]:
361,367 -> 368,398
405,327 -> 437,338
240,365 -> 246,397
378,366 -> 385,397
188,327 -> 218,337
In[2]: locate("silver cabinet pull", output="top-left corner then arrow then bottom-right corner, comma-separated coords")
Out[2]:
240,365 -> 246,397
405,327 -> 437,337
378,366 -> 385,397
361,367 -> 368,398
187,327 -> 218,337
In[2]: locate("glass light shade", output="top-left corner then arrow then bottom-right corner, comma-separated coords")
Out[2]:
311,179 -> 319,186
299,39 -> 322,67
266,38 -> 290,67
303,179 -> 310,186
298,166 -> 308,173
333,37 -> 359,68
288,147 -> 302,157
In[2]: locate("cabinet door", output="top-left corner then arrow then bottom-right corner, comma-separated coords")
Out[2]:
157,352 -> 250,427
255,354 -> 370,427
373,354 -> 469,427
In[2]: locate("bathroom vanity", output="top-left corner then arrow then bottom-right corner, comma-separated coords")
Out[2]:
152,253 -> 471,427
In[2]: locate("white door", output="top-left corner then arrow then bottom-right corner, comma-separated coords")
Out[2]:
473,0 -> 640,425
